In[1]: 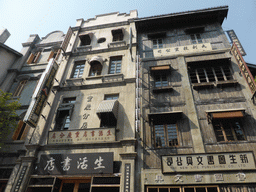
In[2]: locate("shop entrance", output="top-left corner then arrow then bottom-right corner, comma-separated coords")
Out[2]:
60,179 -> 91,192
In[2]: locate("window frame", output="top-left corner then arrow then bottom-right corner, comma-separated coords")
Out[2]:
152,38 -> 163,49
154,123 -> 179,148
147,185 -> 219,192
89,61 -> 102,77
189,60 -> 234,85
13,80 -> 27,97
79,34 -> 92,46
190,33 -> 203,44
27,51 -> 41,64
213,118 -> 246,142
71,62 -> 85,78
104,94 -> 119,100
109,56 -> 122,74
112,29 -> 124,42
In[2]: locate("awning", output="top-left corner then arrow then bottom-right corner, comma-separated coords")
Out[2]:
206,108 -> 245,123
89,56 -> 104,65
96,100 -> 119,119
148,111 -> 182,124
150,65 -> 171,74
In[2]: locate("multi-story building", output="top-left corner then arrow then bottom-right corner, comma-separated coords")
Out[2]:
1,30 -> 64,192
7,10 -> 138,192
135,6 -> 256,192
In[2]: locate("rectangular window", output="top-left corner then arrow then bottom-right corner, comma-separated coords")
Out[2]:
12,120 -> 30,140
55,98 -> 76,130
112,29 -> 124,42
79,34 -> 92,46
89,62 -> 102,76
27,52 -> 41,64
189,60 -> 233,84
154,74 -> 168,87
71,62 -> 85,78
155,124 -> 178,147
153,39 -> 163,49
104,94 -> 119,100
213,119 -> 245,142
13,80 -> 27,97
147,186 -> 218,192
47,49 -> 61,61
109,57 -> 122,74
190,33 -> 203,44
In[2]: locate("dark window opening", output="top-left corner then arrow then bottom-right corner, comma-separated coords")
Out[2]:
63,97 -> 76,104
100,113 -> 117,128
104,94 -> 119,100
213,119 -> 246,142
80,35 -> 91,46
13,80 -> 27,97
97,38 -> 106,44
55,110 -> 71,130
89,61 -> 102,76
112,29 -> 124,42
189,59 -> 233,84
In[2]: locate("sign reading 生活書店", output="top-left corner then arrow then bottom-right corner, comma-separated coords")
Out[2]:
38,152 -> 113,175
162,152 -> 255,173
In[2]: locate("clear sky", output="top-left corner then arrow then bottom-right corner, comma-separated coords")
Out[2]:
0,0 -> 255,63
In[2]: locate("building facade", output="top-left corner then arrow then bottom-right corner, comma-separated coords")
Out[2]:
135,6 -> 256,192
7,10 -> 138,192
0,30 -> 64,192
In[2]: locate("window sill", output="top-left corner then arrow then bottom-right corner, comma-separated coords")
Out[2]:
102,73 -> 124,83
216,80 -> 238,88
108,41 -> 126,48
205,140 -> 249,145
192,82 -> 214,90
66,78 -> 84,86
86,75 -> 103,80
153,86 -> 173,93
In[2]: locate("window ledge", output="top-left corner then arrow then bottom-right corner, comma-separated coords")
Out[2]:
66,78 -> 84,86
153,86 -> 173,93
205,140 -> 249,145
76,45 -> 92,52
86,75 -> 103,80
216,80 -> 238,88
192,82 -> 214,90
102,73 -> 124,83
108,41 -> 126,48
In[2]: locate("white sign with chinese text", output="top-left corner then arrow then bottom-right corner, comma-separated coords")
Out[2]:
162,152 -> 255,173
153,43 -> 212,57
48,128 -> 115,144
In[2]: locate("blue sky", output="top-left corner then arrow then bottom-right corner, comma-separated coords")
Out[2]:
0,0 -> 255,63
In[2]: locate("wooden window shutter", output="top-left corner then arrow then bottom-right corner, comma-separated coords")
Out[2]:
12,120 -> 24,140
20,125 -> 30,140
27,53 -> 35,64
33,52 -> 41,63
47,51 -> 55,61
212,111 -> 244,119
55,49 -> 61,60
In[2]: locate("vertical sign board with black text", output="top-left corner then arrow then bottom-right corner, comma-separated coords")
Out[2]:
24,59 -> 59,127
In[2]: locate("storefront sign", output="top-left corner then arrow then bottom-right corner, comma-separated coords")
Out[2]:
24,59 -> 58,127
48,128 -> 115,144
37,152 -> 113,175
153,43 -> 212,57
162,152 -> 255,173
227,30 -> 246,56
231,43 -> 256,95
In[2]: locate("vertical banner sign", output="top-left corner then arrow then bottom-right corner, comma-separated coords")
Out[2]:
227,30 -> 246,56
231,43 -> 256,94
124,164 -> 131,192
24,59 -> 59,127
14,166 -> 27,192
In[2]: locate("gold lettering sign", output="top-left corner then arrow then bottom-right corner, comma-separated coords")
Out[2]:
48,128 -> 116,144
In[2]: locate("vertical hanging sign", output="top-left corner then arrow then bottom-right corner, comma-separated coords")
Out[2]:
227,30 -> 246,56
24,59 -> 59,127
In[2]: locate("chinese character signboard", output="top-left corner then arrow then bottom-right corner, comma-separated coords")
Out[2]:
231,43 -> 256,94
24,59 -> 58,127
227,30 -> 246,56
48,128 -> 115,144
153,43 -> 212,57
162,152 -> 255,173
38,152 -> 113,175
